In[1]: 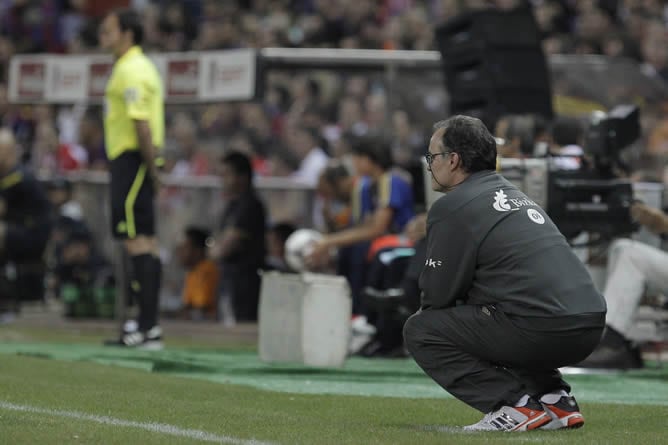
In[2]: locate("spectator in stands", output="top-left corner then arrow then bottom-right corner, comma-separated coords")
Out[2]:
316,162 -> 354,233
0,128 -> 52,319
177,226 -> 220,321
239,102 -> 273,155
78,109 -> 107,171
326,96 -> 368,142
391,110 -> 424,168
364,93 -> 388,134
166,112 -> 210,177
579,202 -> 668,369
44,177 -> 87,300
45,177 -> 85,248
56,225 -> 112,319
547,116 -> 586,170
640,18 -> 668,78
265,222 -> 296,273
265,145 -> 300,177
212,151 -> 266,322
496,114 -> 543,159
227,130 -> 269,176
286,76 -> 321,128
358,213 -> 427,358
306,136 -> 414,315
289,125 -> 329,187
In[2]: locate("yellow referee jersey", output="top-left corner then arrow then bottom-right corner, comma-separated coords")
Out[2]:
104,46 -> 164,161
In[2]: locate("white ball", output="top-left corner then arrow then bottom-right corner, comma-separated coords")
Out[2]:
284,229 -> 323,272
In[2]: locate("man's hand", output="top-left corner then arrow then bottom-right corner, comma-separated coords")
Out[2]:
304,239 -> 331,270
631,202 -> 668,234
148,166 -> 162,191
404,213 -> 427,243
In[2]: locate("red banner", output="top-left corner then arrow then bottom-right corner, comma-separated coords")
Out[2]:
89,62 -> 114,98
16,61 -> 46,100
166,59 -> 199,98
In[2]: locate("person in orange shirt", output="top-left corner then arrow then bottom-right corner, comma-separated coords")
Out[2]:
177,226 -> 220,320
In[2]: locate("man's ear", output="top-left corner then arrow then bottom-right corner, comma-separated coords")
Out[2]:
449,152 -> 460,171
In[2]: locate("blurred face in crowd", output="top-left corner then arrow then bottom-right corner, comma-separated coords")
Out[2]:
218,161 -> 246,195
47,187 -> 70,208
365,94 -> 386,129
577,8 -> 612,41
393,110 -> 413,140
351,153 -> 374,177
291,127 -> 316,157
338,97 -> 362,129
642,34 -> 668,69
177,236 -> 202,269
79,117 -> 101,147
317,174 -> 350,203
316,175 -> 336,200
99,13 -> 133,58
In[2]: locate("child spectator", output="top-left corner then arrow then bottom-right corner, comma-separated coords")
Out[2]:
177,226 -> 220,321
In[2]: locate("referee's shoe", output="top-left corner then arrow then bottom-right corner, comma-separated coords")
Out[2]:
106,321 -> 163,350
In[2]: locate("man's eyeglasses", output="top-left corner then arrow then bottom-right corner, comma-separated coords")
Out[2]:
424,151 -> 450,166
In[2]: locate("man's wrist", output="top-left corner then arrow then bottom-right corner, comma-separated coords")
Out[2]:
320,236 -> 332,249
153,156 -> 165,169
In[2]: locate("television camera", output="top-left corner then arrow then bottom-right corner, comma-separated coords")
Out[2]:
546,105 -> 641,240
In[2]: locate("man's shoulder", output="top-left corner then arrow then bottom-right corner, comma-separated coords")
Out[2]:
387,170 -> 412,189
428,172 -> 510,217
116,54 -> 160,83
428,193 -> 457,219
237,191 -> 266,212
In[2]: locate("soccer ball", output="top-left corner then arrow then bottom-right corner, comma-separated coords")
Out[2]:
284,229 -> 323,272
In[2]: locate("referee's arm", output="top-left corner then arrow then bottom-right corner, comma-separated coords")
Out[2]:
134,119 -> 160,184
124,81 -> 161,185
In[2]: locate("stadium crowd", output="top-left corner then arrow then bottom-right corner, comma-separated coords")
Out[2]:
0,1 -> 665,366
0,0 -> 666,180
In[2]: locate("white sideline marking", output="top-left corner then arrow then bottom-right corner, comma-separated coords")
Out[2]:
0,401 -> 274,445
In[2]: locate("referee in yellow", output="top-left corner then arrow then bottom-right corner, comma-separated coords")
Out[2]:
99,9 -> 164,348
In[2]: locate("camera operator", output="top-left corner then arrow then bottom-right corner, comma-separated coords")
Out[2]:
0,128 -> 52,319
579,201 -> 667,369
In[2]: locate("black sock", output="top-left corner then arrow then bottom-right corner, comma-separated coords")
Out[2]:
150,255 -> 162,328
131,254 -> 158,331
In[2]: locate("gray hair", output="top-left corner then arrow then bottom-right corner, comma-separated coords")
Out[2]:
433,115 -> 497,172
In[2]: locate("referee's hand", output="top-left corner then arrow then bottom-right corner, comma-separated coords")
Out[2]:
149,166 -> 163,190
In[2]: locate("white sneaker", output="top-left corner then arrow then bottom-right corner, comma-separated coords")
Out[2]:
117,325 -> 163,350
120,331 -> 145,347
140,325 -> 164,350
463,399 -> 551,432
540,396 -> 585,430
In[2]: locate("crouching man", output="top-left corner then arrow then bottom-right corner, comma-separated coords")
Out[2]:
404,116 -> 606,432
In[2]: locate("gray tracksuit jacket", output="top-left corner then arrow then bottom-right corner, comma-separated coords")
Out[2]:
420,170 -> 607,318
